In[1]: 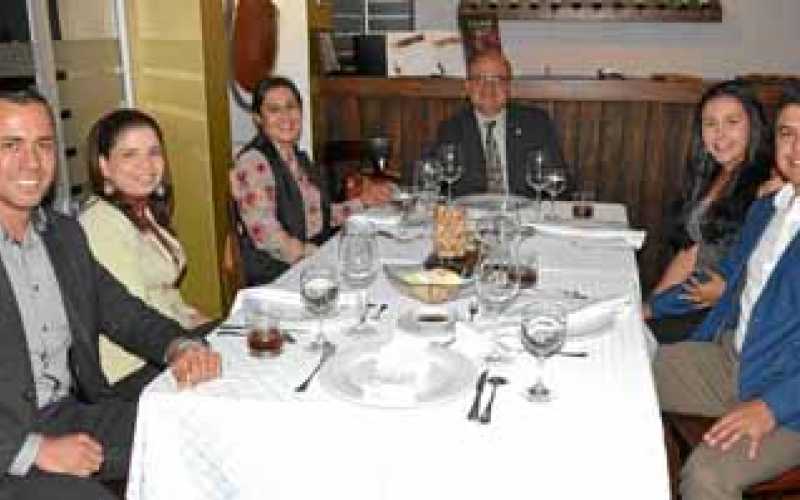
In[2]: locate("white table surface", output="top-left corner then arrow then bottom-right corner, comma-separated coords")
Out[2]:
127,202 -> 670,500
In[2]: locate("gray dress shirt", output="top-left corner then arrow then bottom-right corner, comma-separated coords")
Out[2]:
0,210 -> 72,475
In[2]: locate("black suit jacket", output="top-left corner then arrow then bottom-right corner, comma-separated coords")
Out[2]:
0,210 -> 186,471
435,102 -> 565,198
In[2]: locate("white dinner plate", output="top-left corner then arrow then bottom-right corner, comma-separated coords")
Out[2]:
320,341 -> 476,408
455,193 -> 531,216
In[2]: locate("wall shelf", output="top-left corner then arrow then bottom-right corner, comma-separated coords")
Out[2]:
458,0 -> 722,22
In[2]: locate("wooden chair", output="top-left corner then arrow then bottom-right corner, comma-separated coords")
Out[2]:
663,412 -> 800,499
221,199 -> 246,306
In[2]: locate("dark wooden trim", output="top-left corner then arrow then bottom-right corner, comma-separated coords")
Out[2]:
458,0 -> 722,22
319,76 -> 708,103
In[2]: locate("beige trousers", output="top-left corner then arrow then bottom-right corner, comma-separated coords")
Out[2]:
654,337 -> 800,500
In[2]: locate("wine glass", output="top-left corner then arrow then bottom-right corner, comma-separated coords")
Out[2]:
475,214 -> 520,251
339,220 -> 379,336
413,158 -> 442,210
475,244 -> 520,319
300,263 -> 340,350
391,185 -> 418,241
543,166 -> 568,221
520,302 -> 567,402
439,143 -> 462,204
525,149 -> 548,220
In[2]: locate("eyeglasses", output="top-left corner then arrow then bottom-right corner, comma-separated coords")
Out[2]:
468,74 -> 510,86
262,102 -> 301,115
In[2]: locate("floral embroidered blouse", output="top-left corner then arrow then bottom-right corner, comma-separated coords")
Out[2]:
230,147 -> 362,263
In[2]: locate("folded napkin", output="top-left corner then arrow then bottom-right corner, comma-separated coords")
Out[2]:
529,222 -> 647,250
353,207 -> 430,229
227,286 -> 360,331
351,208 -> 402,228
567,294 -> 631,339
455,293 -> 629,342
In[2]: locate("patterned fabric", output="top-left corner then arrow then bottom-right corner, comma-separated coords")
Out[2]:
230,147 -> 361,263
484,120 -> 504,193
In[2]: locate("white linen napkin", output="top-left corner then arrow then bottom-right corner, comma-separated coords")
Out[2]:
530,223 -> 647,250
227,286 -> 360,331
452,293 -> 630,348
351,208 -> 402,228
567,294 -> 630,338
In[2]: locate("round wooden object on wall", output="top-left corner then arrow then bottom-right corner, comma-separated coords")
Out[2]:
233,0 -> 278,92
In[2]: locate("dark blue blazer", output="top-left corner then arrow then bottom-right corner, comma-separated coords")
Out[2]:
690,195 -> 800,430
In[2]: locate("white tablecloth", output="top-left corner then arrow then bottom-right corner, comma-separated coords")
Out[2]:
127,203 -> 669,500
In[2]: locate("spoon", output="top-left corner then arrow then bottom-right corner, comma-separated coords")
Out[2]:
479,376 -> 508,424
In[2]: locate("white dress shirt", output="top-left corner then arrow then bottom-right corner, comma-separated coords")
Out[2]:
735,184 -> 800,352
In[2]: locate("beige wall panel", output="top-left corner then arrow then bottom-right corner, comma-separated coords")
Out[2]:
131,0 -> 202,40
136,79 -> 206,119
53,39 -> 123,193
151,111 -> 217,313
134,40 -> 205,74
53,39 -> 121,73
56,0 -> 117,40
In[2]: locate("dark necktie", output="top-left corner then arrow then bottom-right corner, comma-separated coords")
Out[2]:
484,120 -> 504,193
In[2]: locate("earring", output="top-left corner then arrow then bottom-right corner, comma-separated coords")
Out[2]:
103,180 -> 115,196
154,183 -> 166,198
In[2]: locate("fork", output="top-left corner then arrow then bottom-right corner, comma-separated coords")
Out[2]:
294,341 -> 336,392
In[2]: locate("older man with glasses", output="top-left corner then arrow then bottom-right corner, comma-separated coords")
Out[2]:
434,50 -> 564,199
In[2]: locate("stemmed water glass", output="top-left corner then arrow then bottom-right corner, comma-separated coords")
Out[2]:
391,185 -> 418,241
475,213 -> 520,252
439,143 -> 462,204
543,165 -> 568,221
475,242 -> 521,319
338,219 -> 379,335
520,301 -> 567,402
300,263 -> 340,351
525,149 -> 548,220
413,158 -> 442,209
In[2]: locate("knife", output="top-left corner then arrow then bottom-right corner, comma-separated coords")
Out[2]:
467,369 -> 489,421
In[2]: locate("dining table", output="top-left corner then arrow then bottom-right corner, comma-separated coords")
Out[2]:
126,200 -> 670,500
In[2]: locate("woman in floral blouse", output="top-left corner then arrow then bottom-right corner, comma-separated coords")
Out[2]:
230,76 -> 391,284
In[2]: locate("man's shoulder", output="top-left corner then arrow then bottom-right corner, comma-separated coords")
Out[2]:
43,208 -> 88,245
440,105 -> 474,125
44,208 -> 80,230
436,105 -> 477,139
507,102 -> 553,123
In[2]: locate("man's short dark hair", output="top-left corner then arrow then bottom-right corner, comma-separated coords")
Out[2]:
0,87 -> 55,126
776,78 -> 800,116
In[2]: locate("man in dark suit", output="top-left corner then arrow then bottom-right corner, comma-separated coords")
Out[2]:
435,50 -> 564,198
0,89 -> 221,499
